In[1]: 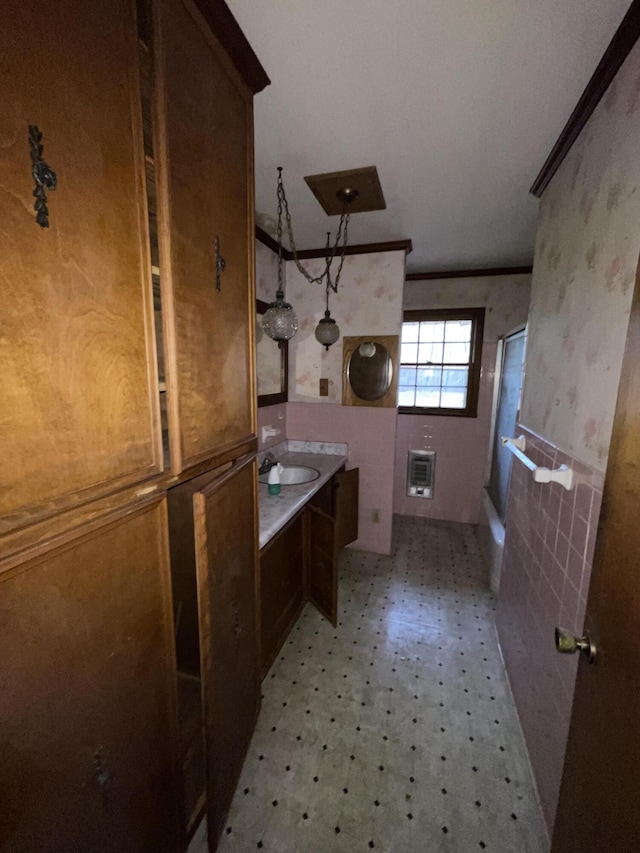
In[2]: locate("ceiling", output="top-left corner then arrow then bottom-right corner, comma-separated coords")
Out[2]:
226,0 -> 631,273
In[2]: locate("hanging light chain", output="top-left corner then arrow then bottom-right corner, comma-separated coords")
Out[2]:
277,169 -> 351,293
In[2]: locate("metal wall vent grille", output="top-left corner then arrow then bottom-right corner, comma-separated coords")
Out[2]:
407,450 -> 435,499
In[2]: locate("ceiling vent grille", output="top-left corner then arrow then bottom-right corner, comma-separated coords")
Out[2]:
407,450 -> 435,499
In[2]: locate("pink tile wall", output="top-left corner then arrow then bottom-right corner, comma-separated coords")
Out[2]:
287,402 -> 398,555
393,343 -> 497,523
496,424 -> 603,833
257,403 -> 287,452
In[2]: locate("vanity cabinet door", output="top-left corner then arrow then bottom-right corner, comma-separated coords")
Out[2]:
0,0 -> 161,522
154,0 -> 255,474
307,504 -> 339,627
0,498 -> 180,853
334,468 -> 359,549
193,455 -> 259,850
259,512 -> 305,678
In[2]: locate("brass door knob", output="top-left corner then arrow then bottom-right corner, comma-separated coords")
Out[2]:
555,627 -> 597,663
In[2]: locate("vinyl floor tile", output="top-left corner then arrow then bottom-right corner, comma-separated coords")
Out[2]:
192,516 -> 549,853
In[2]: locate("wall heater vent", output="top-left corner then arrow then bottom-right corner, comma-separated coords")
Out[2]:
407,450 -> 435,499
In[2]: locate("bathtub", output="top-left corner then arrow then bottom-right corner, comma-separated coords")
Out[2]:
478,489 -> 505,594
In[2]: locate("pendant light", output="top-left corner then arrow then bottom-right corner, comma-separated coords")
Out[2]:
261,168 -> 357,348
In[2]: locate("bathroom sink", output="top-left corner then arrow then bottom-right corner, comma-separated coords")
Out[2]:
259,465 -> 320,486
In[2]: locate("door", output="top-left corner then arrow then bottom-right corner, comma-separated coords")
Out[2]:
487,327 -> 527,522
307,504 -> 339,627
0,498 -> 180,852
0,0 -> 162,522
551,277 -> 640,850
193,454 -> 259,850
154,0 -> 255,473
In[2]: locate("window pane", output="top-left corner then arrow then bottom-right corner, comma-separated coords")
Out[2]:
399,366 -> 416,385
445,319 -> 472,342
418,342 -> 443,364
442,366 -> 468,387
398,386 -> 416,407
417,366 -> 442,387
419,321 -> 445,342
443,342 -> 470,364
401,342 -> 418,364
416,387 -> 441,407
440,387 -> 467,408
401,322 -> 419,343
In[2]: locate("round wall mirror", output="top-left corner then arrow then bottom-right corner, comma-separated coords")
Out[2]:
347,341 -> 393,401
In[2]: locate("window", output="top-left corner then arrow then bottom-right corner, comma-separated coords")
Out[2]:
398,307 -> 485,417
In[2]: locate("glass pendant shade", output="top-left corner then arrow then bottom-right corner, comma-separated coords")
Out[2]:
315,309 -> 340,350
262,290 -> 298,342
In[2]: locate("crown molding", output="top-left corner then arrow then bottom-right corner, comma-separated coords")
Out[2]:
530,0 -> 640,198
255,226 -> 412,259
194,0 -> 270,94
405,266 -> 532,281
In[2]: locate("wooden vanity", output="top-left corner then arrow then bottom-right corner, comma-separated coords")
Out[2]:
257,453 -> 359,678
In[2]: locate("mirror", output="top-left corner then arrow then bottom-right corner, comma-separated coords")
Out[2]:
348,342 -> 393,401
342,335 -> 399,408
256,299 -> 288,407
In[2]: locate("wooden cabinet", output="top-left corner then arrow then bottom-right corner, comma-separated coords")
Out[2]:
0,0 -> 162,523
1,0 -> 268,850
154,0 -> 256,473
259,468 -> 359,673
0,499 -> 180,853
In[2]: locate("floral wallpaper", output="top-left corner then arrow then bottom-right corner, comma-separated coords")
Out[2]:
286,251 -> 406,403
403,274 -> 531,342
521,39 -> 640,472
256,240 -> 282,303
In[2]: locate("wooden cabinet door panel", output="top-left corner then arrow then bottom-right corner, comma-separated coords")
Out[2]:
0,498 -> 180,852
335,468 -> 359,549
0,0 -> 161,520
307,505 -> 338,627
259,512 -> 305,678
155,0 -> 255,473
193,455 -> 259,850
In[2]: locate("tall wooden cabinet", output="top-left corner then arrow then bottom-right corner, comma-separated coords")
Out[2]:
154,0 -> 255,473
0,1 -> 269,851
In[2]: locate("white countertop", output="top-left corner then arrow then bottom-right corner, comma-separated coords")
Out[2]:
258,449 -> 347,550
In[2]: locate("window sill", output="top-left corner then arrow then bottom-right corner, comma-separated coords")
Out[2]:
397,406 -> 478,418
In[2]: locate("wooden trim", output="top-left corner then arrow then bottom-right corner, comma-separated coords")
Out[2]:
406,266 -> 532,281
531,0 -> 640,198
193,0 -> 270,95
294,239 -> 412,259
255,226 -> 412,259
400,307 -> 485,419
256,225 -> 286,257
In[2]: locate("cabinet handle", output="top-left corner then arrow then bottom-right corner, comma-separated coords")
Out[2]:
215,236 -> 226,292
28,125 -> 57,229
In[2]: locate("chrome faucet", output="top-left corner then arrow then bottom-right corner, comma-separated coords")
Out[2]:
258,452 -> 277,475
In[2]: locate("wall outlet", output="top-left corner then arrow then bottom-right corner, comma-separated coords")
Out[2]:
319,378 -> 329,396
371,508 -> 380,523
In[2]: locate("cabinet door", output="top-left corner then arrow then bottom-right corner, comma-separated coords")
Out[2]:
334,467 -> 359,549
154,0 -> 255,473
193,455 -> 259,849
307,504 -> 339,627
0,499 -> 180,852
259,512 -> 305,678
0,0 -> 161,522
